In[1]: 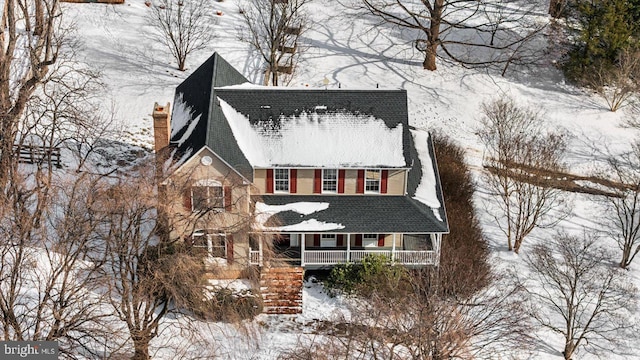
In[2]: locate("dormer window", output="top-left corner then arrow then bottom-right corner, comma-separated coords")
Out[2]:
274,169 -> 290,192
322,169 -> 338,193
192,179 -> 224,212
365,169 -> 381,193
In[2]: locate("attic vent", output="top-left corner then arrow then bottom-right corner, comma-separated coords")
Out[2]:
261,105 -> 271,109
315,105 -> 327,110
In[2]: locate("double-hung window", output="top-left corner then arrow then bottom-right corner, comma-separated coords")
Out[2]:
322,169 -> 338,193
192,230 -> 226,258
363,234 -> 378,247
274,169 -> 290,192
321,234 -> 337,247
192,180 -> 224,212
365,169 -> 381,193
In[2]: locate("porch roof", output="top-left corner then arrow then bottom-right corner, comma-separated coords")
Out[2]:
258,195 -> 448,234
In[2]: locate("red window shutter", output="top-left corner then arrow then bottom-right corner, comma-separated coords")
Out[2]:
337,234 -> 344,247
356,170 -> 365,193
224,186 -> 232,212
314,169 -> 322,193
381,170 -> 388,194
338,170 -> 345,193
226,235 -> 234,264
355,234 -> 362,247
378,234 -> 385,247
266,169 -> 274,193
290,169 -> 297,193
183,188 -> 192,211
313,234 -> 320,247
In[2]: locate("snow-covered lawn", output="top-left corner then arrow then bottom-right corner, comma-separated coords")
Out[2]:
56,0 -> 640,358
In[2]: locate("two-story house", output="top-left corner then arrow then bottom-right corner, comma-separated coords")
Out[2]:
153,53 -> 448,277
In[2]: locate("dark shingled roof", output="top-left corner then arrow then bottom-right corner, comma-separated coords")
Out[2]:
169,52 -> 448,234
170,53 -> 413,178
260,134 -> 449,234
170,53 -> 253,180
406,130 -> 447,228
260,195 -> 448,233
214,88 -> 412,168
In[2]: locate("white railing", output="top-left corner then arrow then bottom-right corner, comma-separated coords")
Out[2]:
304,250 -> 347,265
350,250 -> 392,263
249,249 -> 261,265
394,250 -> 436,265
302,250 -> 437,266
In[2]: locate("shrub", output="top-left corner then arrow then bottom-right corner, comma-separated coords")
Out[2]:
432,133 -> 490,298
324,254 -> 408,297
199,288 -> 263,322
325,134 -> 490,300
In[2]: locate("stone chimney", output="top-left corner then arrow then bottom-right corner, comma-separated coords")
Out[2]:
152,102 -> 171,153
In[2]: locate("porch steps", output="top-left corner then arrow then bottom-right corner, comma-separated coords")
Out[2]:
259,266 -> 304,314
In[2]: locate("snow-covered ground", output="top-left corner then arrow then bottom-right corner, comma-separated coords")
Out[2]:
57,0 -> 640,358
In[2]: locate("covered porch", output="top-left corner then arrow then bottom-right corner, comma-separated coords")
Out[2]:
270,232 -> 441,268
255,195 -> 449,269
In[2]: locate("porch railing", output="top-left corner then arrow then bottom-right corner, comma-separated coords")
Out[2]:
249,249 -> 261,265
303,249 -> 436,266
304,250 -> 348,265
394,250 -> 436,265
350,250 -> 392,263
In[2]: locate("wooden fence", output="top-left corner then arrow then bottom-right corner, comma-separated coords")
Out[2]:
13,144 -> 62,168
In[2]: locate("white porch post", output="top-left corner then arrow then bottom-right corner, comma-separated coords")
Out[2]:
346,233 -> 351,262
392,233 -> 396,263
259,235 -> 264,266
300,233 -> 306,266
435,233 -> 442,267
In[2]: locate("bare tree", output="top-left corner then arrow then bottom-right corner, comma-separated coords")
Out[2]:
17,56 -> 119,172
549,0 -> 571,18
0,0 -> 65,186
97,166 -> 207,360
99,161 -> 261,359
0,172 -> 114,358
601,142 -> 640,269
239,0 -> 309,86
285,269 -> 532,360
477,97 -> 567,253
585,46 -> 640,112
346,0 -> 545,72
148,0 -> 215,71
524,231 -> 638,360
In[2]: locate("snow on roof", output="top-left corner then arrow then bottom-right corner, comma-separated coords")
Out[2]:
255,201 -> 344,231
410,129 -> 442,221
276,219 -> 345,231
256,201 -> 330,216
216,83 -> 399,91
172,93 -> 202,147
219,98 -> 405,168
163,147 -> 192,175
